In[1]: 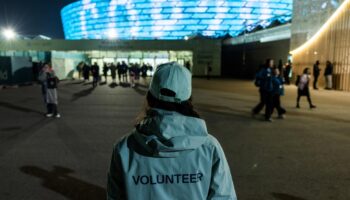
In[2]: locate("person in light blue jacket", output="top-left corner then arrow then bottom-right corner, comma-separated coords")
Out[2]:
107,62 -> 237,200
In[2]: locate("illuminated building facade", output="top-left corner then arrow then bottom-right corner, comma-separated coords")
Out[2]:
291,0 -> 350,91
61,0 -> 292,40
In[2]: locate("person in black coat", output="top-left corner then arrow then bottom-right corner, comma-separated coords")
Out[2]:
82,63 -> 90,82
103,63 -> 109,83
313,60 -> 321,90
272,67 -> 286,119
117,62 -> 122,83
252,58 -> 275,122
284,60 -> 292,85
324,60 -> 333,89
91,62 -> 100,88
110,63 -> 117,83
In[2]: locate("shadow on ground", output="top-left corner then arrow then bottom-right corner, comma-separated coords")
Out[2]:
64,81 -> 85,85
71,88 -> 95,102
133,85 -> 147,96
20,165 -> 106,200
272,192 -> 308,200
0,101 -> 42,115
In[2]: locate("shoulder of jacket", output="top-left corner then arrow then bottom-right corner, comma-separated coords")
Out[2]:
203,134 -> 222,150
113,134 -> 131,153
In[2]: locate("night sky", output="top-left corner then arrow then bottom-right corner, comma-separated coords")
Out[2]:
0,0 -> 77,39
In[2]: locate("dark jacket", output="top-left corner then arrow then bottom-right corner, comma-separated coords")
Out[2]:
324,63 -> 333,76
255,67 -> 273,92
272,76 -> 284,96
313,64 -> 320,76
91,65 -> 100,77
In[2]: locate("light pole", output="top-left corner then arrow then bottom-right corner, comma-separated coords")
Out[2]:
2,28 -> 17,40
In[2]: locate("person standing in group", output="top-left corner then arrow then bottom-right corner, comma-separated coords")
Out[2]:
110,63 -> 117,84
129,63 -> 137,87
252,58 -> 274,122
277,59 -> 284,79
103,63 -> 109,83
91,62 -> 100,88
313,60 -> 321,90
120,61 -> 128,83
38,63 -> 61,118
76,62 -> 84,80
140,63 -> 148,79
272,67 -> 286,119
284,60 -> 292,85
82,63 -> 90,82
107,62 -> 237,200
324,60 -> 333,90
296,68 -> 316,109
117,62 -> 122,83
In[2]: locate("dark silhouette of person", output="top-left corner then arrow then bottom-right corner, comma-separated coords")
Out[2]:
91,62 -> 100,88
313,60 -> 321,90
284,60 -> 292,85
110,63 -> 117,84
277,59 -> 284,78
103,63 -> 109,83
324,60 -> 333,89
82,63 -> 90,82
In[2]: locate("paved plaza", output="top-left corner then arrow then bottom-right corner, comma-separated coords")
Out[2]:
0,78 -> 349,200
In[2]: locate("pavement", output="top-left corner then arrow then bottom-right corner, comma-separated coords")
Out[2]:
0,78 -> 349,200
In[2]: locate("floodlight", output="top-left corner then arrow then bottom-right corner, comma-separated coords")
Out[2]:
2,28 -> 17,40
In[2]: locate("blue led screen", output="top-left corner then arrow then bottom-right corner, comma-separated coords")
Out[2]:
61,0 -> 292,40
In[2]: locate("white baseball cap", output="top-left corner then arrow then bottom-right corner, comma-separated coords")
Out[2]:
149,62 -> 192,103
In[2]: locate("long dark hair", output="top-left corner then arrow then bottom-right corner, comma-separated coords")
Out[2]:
136,92 -> 200,123
146,92 -> 200,118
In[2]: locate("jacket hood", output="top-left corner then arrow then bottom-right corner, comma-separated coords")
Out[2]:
132,109 -> 208,157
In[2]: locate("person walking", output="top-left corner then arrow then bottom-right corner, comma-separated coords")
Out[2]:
296,68 -> 316,109
252,58 -> 274,122
313,60 -> 321,90
91,62 -> 100,88
324,60 -> 333,89
107,62 -> 237,200
272,68 -> 286,119
38,63 -> 61,118
103,63 -> 109,83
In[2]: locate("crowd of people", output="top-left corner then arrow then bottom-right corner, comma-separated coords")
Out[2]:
76,61 -> 154,87
252,58 -> 334,122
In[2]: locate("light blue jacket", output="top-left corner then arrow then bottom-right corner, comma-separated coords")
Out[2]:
107,109 -> 237,200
